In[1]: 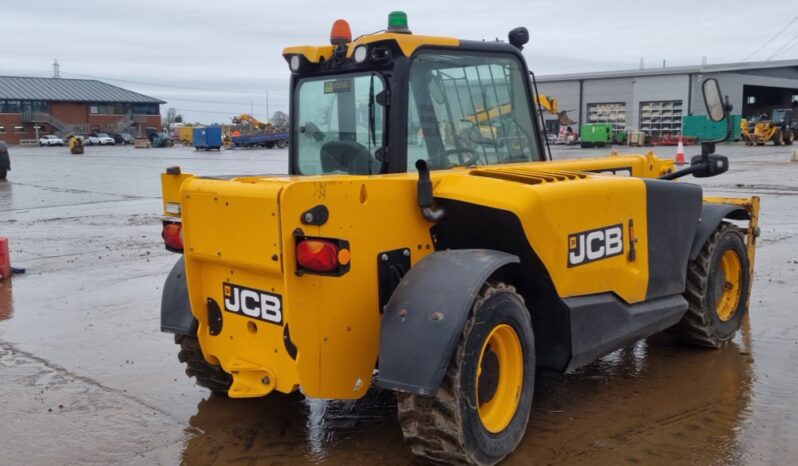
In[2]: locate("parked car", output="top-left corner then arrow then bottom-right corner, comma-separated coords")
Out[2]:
85,133 -> 115,146
38,135 -> 65,146
0,141 -> 10,179
111,133 -> 135,145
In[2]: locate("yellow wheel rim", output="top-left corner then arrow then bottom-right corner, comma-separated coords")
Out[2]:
476,324 -> 524,433
715,249 -> 742,321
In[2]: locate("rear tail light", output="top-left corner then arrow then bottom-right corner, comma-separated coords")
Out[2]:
162,221 -> 183,252
296,237 -> 350,275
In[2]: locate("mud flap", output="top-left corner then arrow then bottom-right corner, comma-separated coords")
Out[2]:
161,257 -> 197,335
377,249 -> 519,395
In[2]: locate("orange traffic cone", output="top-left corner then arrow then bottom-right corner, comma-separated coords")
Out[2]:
0,237 -> 10,280
675,135 -> 686,165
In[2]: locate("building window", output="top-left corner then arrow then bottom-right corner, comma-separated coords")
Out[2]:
587,102 -> 626,134
792,95 -> 798,103
0,126 -> 5,133
89,103 -> 131,114
0,100 -> 22,113
747,96 -> 757,104
133,103 -> 159,115
21,101 -> 48,113
14,126 -> 25,133
639,100 -> 683,136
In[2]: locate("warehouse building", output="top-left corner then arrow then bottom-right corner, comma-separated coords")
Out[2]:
0,76 -> 165,144
536,58 -> 798,137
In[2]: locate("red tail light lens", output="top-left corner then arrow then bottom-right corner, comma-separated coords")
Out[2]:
297,239 -> 339,272
162,222 -> 183,252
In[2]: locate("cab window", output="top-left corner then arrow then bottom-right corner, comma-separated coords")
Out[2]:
407,51 -> 541,170
295,72 -> 385,175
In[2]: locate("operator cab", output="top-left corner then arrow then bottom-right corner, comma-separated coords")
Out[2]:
771,108 -> 792,124
283,12 -> 545,176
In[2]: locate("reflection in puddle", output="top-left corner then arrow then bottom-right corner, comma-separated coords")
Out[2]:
179,330 -> 758,465
0,279 -> 12,322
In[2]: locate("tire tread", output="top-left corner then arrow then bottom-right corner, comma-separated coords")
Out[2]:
397,282 -> 521,466
672,222 -> 746,347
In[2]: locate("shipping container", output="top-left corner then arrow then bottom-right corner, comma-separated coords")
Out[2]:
178,127 -> 194,145
193,127 -> 222,151
682,115 -> 742,141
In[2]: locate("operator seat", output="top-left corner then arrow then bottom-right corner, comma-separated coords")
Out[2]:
320,140 -> 375,175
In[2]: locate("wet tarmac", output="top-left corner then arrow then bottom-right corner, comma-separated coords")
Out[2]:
0,143 -> 796,465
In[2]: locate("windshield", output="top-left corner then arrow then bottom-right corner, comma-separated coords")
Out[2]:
407,51 -> 541,169
294,72 -> 386,175
772,109 -> 789,124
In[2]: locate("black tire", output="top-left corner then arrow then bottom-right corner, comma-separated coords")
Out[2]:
785,131 -> 795,146
176,334 -> 232,393
276,139 -> 288,149
671,223 -> 750,348
773,129 -> 782,146
397,282 -> 535,466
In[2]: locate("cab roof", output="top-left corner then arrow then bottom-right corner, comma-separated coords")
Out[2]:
282,32 -> 460,64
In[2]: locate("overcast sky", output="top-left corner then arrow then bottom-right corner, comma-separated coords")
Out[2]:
2,1 -> 797,124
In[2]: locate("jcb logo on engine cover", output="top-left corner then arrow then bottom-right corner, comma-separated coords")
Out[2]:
223,282 -> 283,325
568,224 -> 624,267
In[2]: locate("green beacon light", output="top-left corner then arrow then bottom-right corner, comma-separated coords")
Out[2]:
387,11 -> 411,34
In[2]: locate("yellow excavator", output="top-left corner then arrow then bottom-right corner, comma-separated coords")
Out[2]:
231,113 -> 274,132
456,95 -> 575,147
537,95 -> 576,126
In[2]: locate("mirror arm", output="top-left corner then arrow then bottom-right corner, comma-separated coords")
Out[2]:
659,163 -> 705,181
660,142 -> 715,180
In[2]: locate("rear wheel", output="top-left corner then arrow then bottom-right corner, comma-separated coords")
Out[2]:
397,282 -> 534,466
276,139 -> 288,149
671,223 -> 750,347
773,129 -> 783,146
176,334 -> 232,393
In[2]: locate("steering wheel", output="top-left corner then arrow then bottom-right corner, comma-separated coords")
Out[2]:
441,147 -> 481,167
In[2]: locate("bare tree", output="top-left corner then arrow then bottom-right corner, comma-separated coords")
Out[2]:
271,111 -> 289,131
162,107 -> 183,129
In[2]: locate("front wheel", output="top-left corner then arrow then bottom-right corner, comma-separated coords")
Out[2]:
397,282 -> 535,466
671,222 -> 750,347
773,129 -> 783,146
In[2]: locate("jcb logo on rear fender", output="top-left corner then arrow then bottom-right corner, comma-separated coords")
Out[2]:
568,224 -> 624,267
223,282 -> 282,325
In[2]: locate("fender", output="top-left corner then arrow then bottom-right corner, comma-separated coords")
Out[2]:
161,257 -> 197,335
690,203 -> 750,260
377,249 -> 519,395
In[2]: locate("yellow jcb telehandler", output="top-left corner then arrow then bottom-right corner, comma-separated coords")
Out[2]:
741,108 -> 797,145
159,12 -> 759,465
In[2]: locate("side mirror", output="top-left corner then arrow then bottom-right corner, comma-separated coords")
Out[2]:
702,78 -> 726,122
691,153 -> 728,178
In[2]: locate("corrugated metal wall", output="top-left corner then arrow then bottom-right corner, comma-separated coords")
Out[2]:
538,67 -> 798,132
